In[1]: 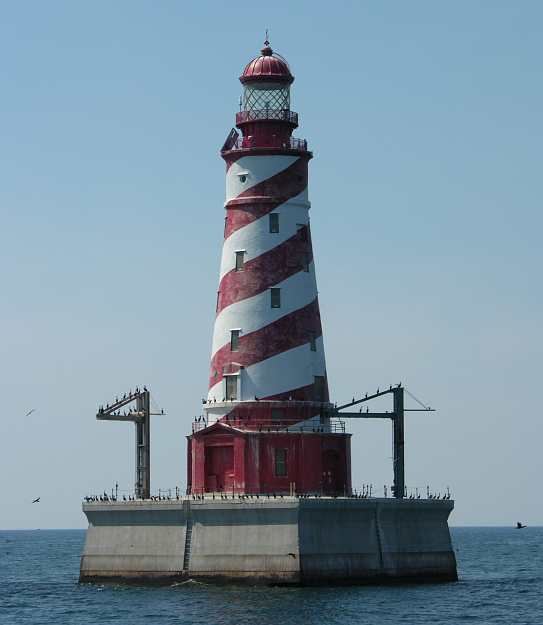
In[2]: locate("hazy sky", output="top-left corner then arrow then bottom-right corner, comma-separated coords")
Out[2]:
1,1 -> 541,529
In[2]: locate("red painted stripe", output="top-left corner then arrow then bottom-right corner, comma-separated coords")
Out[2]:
224,158 -> 307,238
217,225 -> 312,314
209,298 -> 323,390
262,379 -> 329,403
223,148 -> 312,172
215,382 -> 331,427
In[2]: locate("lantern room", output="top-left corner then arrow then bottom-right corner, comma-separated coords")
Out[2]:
236,40 -> 298,147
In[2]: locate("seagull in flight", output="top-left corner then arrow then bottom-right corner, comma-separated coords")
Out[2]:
32,497 -> 40,503
25,409 -> 36,417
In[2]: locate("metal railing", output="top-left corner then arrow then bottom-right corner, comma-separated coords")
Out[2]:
83,484 -> 452,503
192,417 -> 345,434
226,135 -> 309,152
236,108 -> 298,125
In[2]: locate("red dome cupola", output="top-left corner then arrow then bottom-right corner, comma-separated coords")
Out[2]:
240,41 -> 294,85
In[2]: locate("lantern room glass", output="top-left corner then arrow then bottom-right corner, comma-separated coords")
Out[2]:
243,82 -> 290,112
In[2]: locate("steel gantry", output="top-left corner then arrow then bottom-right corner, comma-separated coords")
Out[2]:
96,388 -> 162,499
334,385 -> 434,499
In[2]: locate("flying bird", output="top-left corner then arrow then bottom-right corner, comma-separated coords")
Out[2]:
25,409 -> 36,417
32,497 -> 40,503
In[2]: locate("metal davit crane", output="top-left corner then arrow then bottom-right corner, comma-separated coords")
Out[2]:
335,385 -> 435,499
96,388 -> 162,499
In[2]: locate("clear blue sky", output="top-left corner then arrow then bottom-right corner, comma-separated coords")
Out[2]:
1,1 -> 541,528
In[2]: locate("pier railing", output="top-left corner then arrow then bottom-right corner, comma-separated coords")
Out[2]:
191,417 -> 346,434
83,484 -> 452,503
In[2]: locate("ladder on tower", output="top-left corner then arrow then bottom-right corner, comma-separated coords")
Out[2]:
183,517 -> 193,573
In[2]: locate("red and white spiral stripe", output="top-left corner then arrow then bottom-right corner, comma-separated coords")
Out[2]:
206,152 -> 329,422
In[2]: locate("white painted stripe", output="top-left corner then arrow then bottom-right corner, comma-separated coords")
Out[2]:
219,191 -> 310,280
226,155 -> 300,202
211,263 -> 318,358
207,337 -> 326,402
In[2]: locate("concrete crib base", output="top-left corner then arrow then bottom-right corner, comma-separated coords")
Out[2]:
79,498 -> 457,585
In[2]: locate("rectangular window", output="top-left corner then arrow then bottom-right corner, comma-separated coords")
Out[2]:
225,375 -> 237,401
216,291 -> 220,312
297,223 -> 308,242
230,329 -> 240,352
275,448 -> 287,477
309,332 -> 317,352
271,408 -> 284,422
302,253 -> 310,272
270,288 -> 281,308
235,251 -> 245,271
314,375 -> 325,402
269,213 -> 279,233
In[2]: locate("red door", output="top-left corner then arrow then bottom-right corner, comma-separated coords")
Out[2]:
205,445 -> 234,492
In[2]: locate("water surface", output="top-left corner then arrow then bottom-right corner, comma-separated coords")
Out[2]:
1,527 -> 541,625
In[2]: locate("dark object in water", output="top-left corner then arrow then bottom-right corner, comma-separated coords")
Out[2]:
516,522 -> 527,529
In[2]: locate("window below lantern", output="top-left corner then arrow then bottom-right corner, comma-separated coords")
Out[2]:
270,288 -> 281,308
230,329 -> 240,352
274,448 -> 287,477
225,375 -> 238,401
235,251 -> 245,271
269,213 -> 279,233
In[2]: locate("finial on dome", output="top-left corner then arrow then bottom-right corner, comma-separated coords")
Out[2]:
261,29 -> 273,56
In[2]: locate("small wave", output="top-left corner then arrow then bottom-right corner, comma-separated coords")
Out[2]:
170,578 -> 207,587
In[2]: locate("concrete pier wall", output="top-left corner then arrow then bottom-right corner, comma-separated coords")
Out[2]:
81,502 -> 187,580
80,498 -> 457,584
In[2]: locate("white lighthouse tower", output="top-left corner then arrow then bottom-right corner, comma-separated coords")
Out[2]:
187,39 -> 351,496
205,39 -> 328,425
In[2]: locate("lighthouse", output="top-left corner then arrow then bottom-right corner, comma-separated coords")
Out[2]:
187,40 -> 351,496
80,39 -> 457,586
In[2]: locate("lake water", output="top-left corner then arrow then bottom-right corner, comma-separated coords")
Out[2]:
1,527 -> 542,625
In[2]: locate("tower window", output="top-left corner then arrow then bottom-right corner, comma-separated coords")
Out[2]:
235,251 -> 245,271
230,329 -> 240,352
302,253 -> 310,272
269,213 -> 279,233
297,223 -> 308,242
314,376 -> 326,402
309,332 -> 317,352
239,174 -> 247,183
270,288 -> 281,308
225,375 -> 238,401
274,448 -> 287,477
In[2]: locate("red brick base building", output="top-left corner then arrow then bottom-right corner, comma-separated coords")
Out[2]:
187,421 -> 351,496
